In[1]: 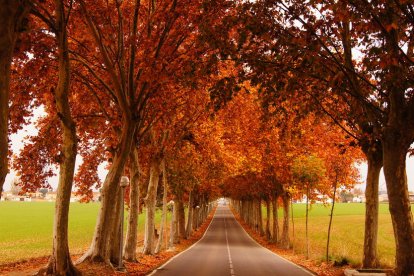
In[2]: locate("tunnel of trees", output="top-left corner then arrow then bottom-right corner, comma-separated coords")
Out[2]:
1,0 -> 414,275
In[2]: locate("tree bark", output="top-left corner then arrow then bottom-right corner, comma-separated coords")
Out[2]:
109,184 -> 122,265
186,191 -> 194,238
123,148 -> 140,261
305,184 -> 310,259
326,173 -> 338,263
169,201 -> 177,248
280,193 -> 290,249
258,199 -> 264,236
362,147 -> 382,268
290,197 -> 295,252
265,199 -> 271,240
142,155 -> 162,255
77,118 -> 136,265
382,130 -> 414,275
271,194 -> 279,243
0,0 -> 29,199
155,160 -> 168,254
177,197 -> 186,239
40,1 -> 80,274
192,194 -> 199,230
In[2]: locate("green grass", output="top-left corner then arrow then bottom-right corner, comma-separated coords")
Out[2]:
262,203 -> 413,267
0,201 -> 170,264
1,201 -> 410,268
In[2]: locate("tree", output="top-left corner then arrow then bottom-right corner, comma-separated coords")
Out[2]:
0,0 -> 30,200
203,0 -> 413,270
33,0 -> 80,274
71,0 -> 230,264
293,154 -> 326,259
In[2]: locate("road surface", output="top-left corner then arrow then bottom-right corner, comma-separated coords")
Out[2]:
151,205 -> 314,276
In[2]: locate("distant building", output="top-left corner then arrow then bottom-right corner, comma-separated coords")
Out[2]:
352,196 -> 363,203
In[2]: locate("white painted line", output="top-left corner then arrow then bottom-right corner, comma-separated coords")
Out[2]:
228,207 -> 315,276
224,217 -> 236,276
148,208 -> 217,276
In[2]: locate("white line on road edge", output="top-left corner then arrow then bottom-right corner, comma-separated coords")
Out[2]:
224,217 -> 236,276
148,207 -> 217,276
228,207 -> 315,276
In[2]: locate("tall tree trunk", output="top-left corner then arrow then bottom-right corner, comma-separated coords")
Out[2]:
109,184 -> 122,265
192,194 -> 199,230
258,199 -> 264,236
265,199 -> 271,240
382,131 -> 414,275
123,148 -> 140,261
186,191 -> 194,238
40,1 -> 80,274
177,197 -> 186,239
155,160 -> 168,254
77,118 -> 136,264
0,0 -> 29,199
169,200 -> 177,248
290,197 -> 295,252
271,194 -> 279,243
305,184 -> 310,259
280,193 -> 290,249
362,148 -> 382,268
326,173 -> 338,262
142,155 -> 162,255
248,200 -> 253,227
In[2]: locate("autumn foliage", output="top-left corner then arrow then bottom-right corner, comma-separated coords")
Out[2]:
2,0 -> 414,275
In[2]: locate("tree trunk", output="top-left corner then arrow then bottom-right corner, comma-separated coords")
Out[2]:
123,148 -> 140,261
326,174 -> 338,262
193,195 -> 199,230
265,199 -> 271,240
193,205 -> 198,230
249,200 -> 253,227
155,160 -> 168,254
77,118 -> 136,265
142,155 -> 162,255
305,185 -> 310,259
271,194 -> 279,243
186,191 -> 194,238
169,201 -> 177,248
362,148 -> 382,268
258,199 -> 264,236
382,131 -> 414,275
109,184 -> 122,265
0,0 -> 29,200
40,1 -> 80,274
280,193 -> 290,249
290,197 -> 295,252
177,198 -> 186,239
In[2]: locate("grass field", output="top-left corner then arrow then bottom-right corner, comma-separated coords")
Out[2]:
0,201 -> 171,264
0,201 -> 412,268
262,202 -> 414,267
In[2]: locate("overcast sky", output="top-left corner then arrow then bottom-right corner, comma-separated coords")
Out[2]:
356,157 -> 414,192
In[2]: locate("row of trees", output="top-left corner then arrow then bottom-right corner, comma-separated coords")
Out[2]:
1,0 -> 230,274
205,0 -> 414,274
220,90 -> 361,259
1,0 -> 413,275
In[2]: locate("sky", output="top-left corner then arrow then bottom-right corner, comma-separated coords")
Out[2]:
355,157 -> 414,192
3,112 -> 414,192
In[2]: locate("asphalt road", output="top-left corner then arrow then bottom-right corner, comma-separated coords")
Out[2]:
151,205 -> 314,276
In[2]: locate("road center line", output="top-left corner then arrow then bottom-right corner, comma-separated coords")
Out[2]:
224,217 -> 236,276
